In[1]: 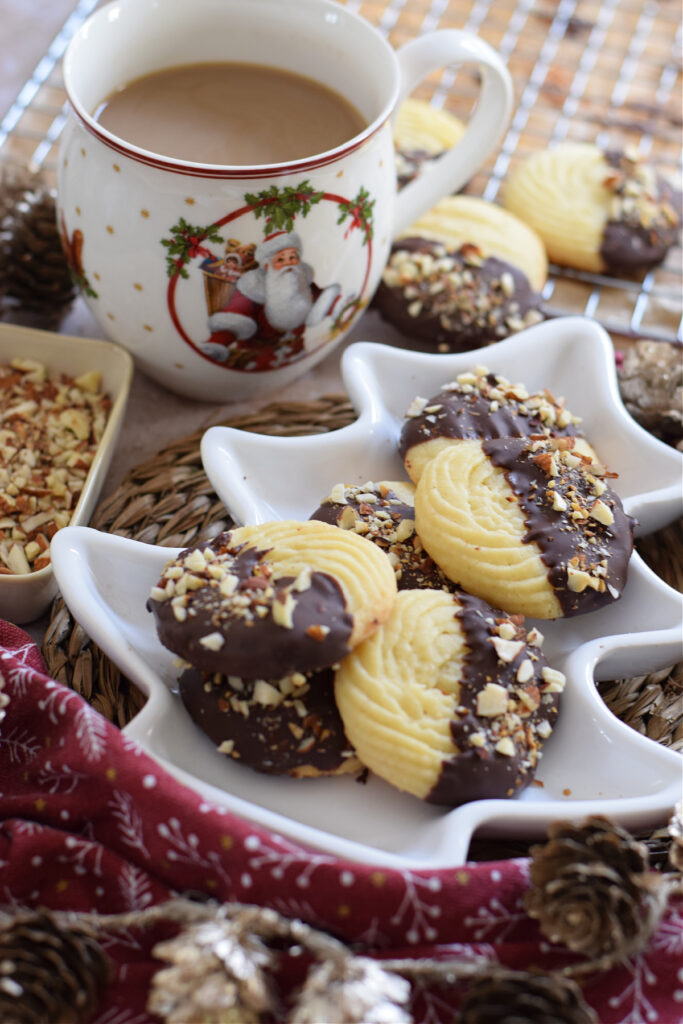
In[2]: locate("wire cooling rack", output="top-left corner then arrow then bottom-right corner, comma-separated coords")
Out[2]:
1,0 -> 681,343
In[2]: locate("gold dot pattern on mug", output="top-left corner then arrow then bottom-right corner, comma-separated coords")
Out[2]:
113,164 -> 120,172
141,210 -> 150,218
143,324 -> 154,332
134,283 -> 143,291
185,198 -> 195,205
75,206 -> 81,215
106,225 -> 114,234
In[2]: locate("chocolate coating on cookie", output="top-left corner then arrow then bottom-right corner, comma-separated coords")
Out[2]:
600,150 -> 681,273
483,437 -> 634,616
147,531 -> 353,678
179,666 -> 360,778
399,367 -> 582,462
395,149 -> 439,188
309,481 -> 455,591
428,593 -> 563,805
374,237 -> 543,353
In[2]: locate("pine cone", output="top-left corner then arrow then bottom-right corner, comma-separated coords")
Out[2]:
288,955 -> 412,1024
459,968 -> 597,1023
0,909 -> 111,1024
148,915 -> 279,1023
617,341 -> 683,451
0,165 -> 76,322
524,816 -> 658,958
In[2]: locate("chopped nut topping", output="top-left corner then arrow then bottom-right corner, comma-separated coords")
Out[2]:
382,242 -> 541,344
0,358 -> 110,576
541,666 -> 566,692
405,396 -> 429,418
199,632 -> 225,651
590,499 -> 615,526
476,682 -> 510,717
495,736 -> 516,756
490,637 -> 525,663
516,659 -> 535,683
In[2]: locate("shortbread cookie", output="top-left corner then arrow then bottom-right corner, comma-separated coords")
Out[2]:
335,589 -> 565,805
399,366 -> 596,484
398,195 -> 548,292
414,438 -> 634,619
503,143 -> 681,274
394,97 -> 465,188
179,665 -> 361,778
309,480 -> 455,591
147,521 -> 397,678
374,236 -> 544,353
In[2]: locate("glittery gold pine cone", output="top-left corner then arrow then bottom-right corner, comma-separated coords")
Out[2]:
617,341 -> 683,451
288,956 -> 413,1024
147,916 -> 279,1024
459,968 -> 598,1024
524,815 -> 659,958
0,909 -> 111,1024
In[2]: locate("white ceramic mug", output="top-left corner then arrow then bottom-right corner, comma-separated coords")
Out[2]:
58,0 -> 513,402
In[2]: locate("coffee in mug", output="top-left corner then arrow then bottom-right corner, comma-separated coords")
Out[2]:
93,62 -> 367,165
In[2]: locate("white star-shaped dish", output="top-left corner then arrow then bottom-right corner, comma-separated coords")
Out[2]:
52,316 -> 683,867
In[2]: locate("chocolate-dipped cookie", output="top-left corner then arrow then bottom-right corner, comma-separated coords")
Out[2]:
374,237 -> 544,353
393,97 -> 465,188
503,143 -> 681,274
179,666 -> 361,778
309,479 -> 455,591
397,195 -> 548,290
335,589 -> 565,806
414,437 -> 635,619
147,520 -> 397,679
399,366 -> 595,484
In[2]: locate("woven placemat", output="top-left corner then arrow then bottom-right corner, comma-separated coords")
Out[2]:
41,396 -> 682,858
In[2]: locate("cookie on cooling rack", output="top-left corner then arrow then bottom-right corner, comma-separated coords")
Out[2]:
309,479 -> 456,591
393,97 -> 466,188
413,437 -> 634,619
147,520 -> 397,679
503,142 -> 682,274
399,365 -> 596,484
334,588 -> 565,806
179,665 -> 361,778
373,196 -> 548,353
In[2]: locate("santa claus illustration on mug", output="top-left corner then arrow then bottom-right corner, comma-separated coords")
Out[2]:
200,230 -> 342,366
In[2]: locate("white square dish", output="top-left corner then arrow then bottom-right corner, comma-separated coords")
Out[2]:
0,323 -> 133,624
51,316 -> 683,866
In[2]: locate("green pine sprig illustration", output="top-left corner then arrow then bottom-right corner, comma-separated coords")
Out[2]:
337,187 -> 375,244
161,218 -> 225,278
244,181 -> 324,234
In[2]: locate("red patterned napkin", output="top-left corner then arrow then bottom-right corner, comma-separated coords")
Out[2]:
1,618 -> 681,1023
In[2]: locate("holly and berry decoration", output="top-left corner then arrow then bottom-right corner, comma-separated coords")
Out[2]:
161,218 -> 226,279
160,179 -> 375,282
337,186 -> 375,243
245,180 -> 324,234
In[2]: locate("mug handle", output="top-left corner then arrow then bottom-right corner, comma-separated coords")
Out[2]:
392,30 -> 514,236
